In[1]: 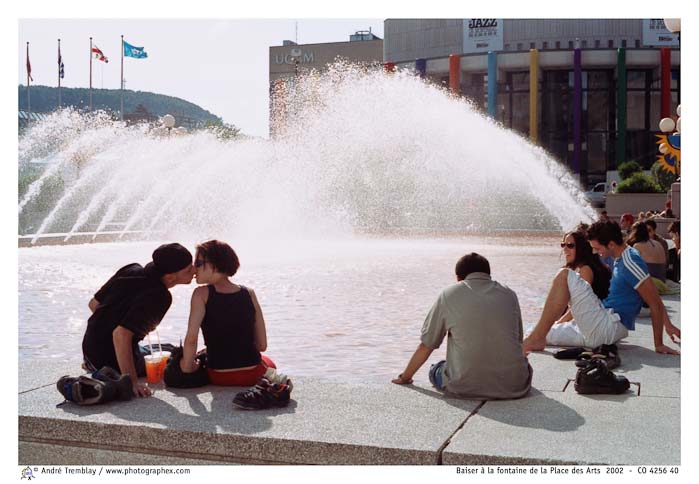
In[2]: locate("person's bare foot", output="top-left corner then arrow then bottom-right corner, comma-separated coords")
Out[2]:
522,334 -> 547,354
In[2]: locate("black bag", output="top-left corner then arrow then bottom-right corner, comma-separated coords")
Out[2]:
163,346 -> 209,388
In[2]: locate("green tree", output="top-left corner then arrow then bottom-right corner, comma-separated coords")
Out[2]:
617,160 -> 642,180
203,120 -> 241,140
18,85 -> 222,125
616,172 -> 663,194
651,162 -> 677,192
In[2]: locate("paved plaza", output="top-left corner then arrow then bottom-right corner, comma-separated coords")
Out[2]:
18,296 -> 680,465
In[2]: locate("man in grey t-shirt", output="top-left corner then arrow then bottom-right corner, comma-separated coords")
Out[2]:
392,253 -> 532,399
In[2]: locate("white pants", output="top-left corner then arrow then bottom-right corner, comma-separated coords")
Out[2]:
545,269 -> 629,348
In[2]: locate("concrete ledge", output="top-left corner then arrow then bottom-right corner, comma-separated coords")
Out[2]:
19,376 -> 480,465
18,297 -> 680,465
443,390 -> 680,466
18,232 -> 149,248
19,441 -> 230,466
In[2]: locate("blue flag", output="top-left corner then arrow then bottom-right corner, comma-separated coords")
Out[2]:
123,40 -> 148,59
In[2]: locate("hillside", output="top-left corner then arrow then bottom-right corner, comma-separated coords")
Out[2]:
18,85 -> 222,124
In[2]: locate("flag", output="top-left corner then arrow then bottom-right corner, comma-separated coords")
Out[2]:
26,51 -> 33,82
92,45 -> 109,63
58,46 -> 65,79
123,40 -> 148,59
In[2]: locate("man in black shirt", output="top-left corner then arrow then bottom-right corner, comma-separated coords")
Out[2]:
82,243 -> 194,397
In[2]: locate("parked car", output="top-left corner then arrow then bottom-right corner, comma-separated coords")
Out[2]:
584,182 -> 608,207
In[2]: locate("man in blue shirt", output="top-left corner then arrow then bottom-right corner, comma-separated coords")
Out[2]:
523,221 -> 680,355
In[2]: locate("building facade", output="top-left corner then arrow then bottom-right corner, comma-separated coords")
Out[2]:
383,19 -> 680,187
269,31 -> 383,136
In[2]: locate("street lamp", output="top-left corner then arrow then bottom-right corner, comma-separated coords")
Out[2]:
663,18 -> 681,34
290,47 -> 302,78
162,114 -> 175,136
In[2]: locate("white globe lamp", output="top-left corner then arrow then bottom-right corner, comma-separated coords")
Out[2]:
659,117 -> 676,133
663,18 -> 681,33
162,114 -> 176,129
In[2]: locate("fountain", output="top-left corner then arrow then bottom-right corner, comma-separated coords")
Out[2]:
18,63 -> 596,380
19,63 -> 595,242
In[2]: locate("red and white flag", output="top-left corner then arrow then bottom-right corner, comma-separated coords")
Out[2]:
91,45 -> 109,63
26,50 -> 33,81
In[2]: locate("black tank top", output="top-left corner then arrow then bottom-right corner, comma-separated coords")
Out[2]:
200,285 -> 261,369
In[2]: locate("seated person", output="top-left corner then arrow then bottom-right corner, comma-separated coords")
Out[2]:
392,253 -> 532,400
546,230 -> 611,346
644,219 -> 670,274
619,213 -> 634,235
82,243 -> 194,397
668,221 -> 681,282
180,240 -> 274,386
523,221 -> 680,354
628,221 -> 667,281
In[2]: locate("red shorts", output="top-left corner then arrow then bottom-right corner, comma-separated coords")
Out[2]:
207,355 -> 276,386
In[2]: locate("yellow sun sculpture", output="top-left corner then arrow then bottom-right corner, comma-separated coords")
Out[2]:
655,133 -> 681,177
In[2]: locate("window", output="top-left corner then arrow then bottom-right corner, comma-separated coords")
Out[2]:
505,43 -> 510,50
569,40 -> 574,49
635,39 -> 641,48
595,39 -> 601,48
543,41 -> 548,49
541,69 -> 614,183
556,41 -> 561,49
517,42 -> 523,50
530,42 -> 535,49
582,40 -> 588,48
608,39 -> 614,48
621,39 -> 627,48
497,72 -> 530,135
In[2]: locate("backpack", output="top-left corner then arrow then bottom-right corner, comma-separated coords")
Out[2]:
163,346 -> 209,388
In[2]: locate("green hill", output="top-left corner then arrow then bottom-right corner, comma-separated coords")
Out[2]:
18,85 -> 222,124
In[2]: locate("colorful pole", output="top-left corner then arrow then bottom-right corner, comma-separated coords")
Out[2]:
384,62 -> 396,73
449,54 -> 460,95
573,46 -> 582,175
660,48 -> 671,119
89,37 -> 93,111
487,51 -> 497,118
529,49 -> 538,143
616,48 -> 627,168
415,58 -> 426,78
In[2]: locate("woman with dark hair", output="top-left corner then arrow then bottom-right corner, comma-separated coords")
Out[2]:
627,222 -> 666,281
179,240 -> 275,386
552,230 -> 611,326
562,231 -> 611,299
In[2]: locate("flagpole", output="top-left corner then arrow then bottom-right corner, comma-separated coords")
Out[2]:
89,37 -> 93,111
120,35 -> 124,121
58,38 -> 62,109
26,42 -> 31,122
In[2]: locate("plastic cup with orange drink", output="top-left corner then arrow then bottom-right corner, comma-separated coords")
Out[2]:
144,351 -> 171,384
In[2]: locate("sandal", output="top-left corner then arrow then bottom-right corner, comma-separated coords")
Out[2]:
575,344 -> 620,370
554,347 -> 587,360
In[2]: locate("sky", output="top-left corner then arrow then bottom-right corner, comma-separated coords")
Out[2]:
18,18 -> 384,138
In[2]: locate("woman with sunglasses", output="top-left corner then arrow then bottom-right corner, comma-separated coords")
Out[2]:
553,230 -> 612,325
179,239 -> 275,385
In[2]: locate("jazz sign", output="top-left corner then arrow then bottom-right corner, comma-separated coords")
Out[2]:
463,19 -> 503,54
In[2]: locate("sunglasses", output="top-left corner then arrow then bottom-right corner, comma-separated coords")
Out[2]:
560,243 -> 575,249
